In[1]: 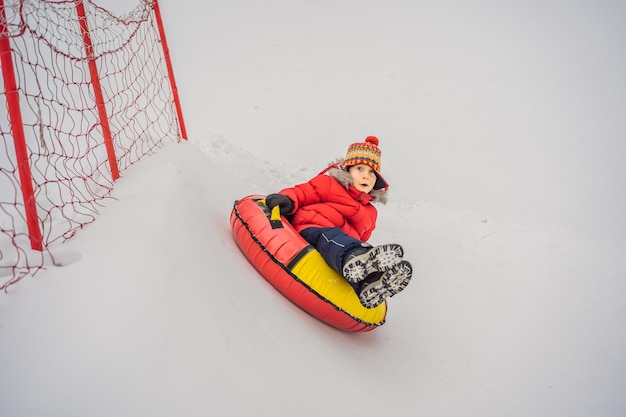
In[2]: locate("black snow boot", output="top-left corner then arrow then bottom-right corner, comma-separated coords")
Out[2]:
358,260 -> 413,309
342,243 -> 404,284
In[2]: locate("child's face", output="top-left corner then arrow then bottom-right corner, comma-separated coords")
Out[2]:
348,164 -> 377,194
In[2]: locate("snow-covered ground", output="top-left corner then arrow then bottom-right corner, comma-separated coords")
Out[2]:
1,1 -> 625,416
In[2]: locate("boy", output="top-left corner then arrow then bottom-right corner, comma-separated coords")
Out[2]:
265,136 -> 412,308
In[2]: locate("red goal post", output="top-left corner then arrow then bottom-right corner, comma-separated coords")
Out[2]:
0,0 -> 187,289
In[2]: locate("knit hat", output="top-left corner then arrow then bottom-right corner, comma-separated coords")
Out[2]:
342,136 -> 389,190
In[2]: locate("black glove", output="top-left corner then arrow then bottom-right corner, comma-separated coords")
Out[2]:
265,193 -> 294,214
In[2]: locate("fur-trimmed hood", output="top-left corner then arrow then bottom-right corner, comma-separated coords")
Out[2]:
326,159 -> 388,205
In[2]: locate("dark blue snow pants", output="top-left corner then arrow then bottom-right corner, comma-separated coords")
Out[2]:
299,227 -> 371,274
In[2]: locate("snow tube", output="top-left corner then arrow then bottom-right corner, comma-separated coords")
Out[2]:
230,195 -> 387,332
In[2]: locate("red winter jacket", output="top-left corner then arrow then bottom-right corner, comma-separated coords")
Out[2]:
279,164 -> 388,242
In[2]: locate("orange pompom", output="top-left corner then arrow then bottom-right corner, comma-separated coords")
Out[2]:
365,136 -> 379,146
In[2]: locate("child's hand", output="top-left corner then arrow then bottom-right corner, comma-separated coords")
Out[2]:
265,194 -> 294,214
